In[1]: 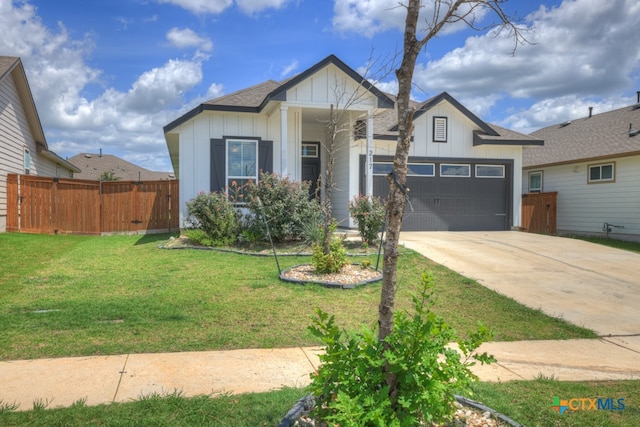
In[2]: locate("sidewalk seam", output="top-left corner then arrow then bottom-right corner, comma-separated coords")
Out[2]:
112,354 -> 130,403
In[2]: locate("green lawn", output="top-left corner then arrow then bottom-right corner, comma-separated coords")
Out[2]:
1,232 -> 637,426
0,232 -> 596,361
1,380 -> 638,426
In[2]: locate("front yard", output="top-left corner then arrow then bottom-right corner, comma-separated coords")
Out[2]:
5,232 -> 639,426
0,232 -> 595,361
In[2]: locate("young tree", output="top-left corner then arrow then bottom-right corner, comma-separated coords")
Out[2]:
318,57 -> 394,257
379,0 -> 528,403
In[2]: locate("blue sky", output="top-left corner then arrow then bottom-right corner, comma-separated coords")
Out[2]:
2,0 -> 639,172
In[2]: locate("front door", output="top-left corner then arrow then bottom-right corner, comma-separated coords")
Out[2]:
301,142 -> 320,199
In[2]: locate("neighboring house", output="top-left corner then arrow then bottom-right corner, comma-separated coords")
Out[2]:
68,152 -> 175,181
524,100 -> 640,242
164,54 -> 541,231
0,56 -> 80,233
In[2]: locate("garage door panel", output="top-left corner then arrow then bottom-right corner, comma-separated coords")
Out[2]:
371,160 -> 509,231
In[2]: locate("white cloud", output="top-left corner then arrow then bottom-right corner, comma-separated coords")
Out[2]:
332,0 -> 490,37
166,27 -> 213,51
0,1 -> 211,171
280,59 -> 298,77
158,0 -> 291,15
502,95 -> 633,134
412,0 -> 640,127
157,0 -> 233,15
236,0 -> 291,15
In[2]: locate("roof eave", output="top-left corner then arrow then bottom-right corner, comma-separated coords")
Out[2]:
415,92 -> 498,136
262,54 -> 395,110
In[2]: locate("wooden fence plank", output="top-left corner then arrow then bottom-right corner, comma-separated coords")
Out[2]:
6,175 -> 177,234
6,174 -> 19,231
521,192 -> 557,235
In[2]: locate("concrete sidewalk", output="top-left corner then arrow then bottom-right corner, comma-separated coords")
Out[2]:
2,336 -> 640,412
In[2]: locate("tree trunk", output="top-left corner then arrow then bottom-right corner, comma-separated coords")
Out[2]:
378,0 -> 425,406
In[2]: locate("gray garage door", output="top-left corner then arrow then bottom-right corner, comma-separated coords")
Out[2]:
368,160 -> 510,231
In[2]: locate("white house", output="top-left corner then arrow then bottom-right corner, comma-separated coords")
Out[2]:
524,100 -> 640,242
164,55 -> 541,231
0,56 -> 80,232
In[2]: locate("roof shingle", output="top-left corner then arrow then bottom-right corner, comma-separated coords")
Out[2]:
525,104 -> 640,167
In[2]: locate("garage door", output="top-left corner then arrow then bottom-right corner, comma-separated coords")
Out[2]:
370,160 -> 510,231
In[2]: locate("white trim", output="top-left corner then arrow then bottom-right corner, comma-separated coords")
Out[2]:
588,162 -> 615,183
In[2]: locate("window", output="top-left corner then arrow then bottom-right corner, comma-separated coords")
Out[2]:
227,139 -> 257,198
372,162 -> 435,177
476,164 -> 505,178
301,143 -> 318,158
372,162 -> 393,176
433,116 -> 448,142
588,162 -> 615,183
407,163 -> 435,176
440,163 -> 470,177
354,119 -> 367,140
24,148 -> 31,175
528,171 -> 542,192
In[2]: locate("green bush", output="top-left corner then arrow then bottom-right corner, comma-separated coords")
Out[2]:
311,237 -> 347,274
245,172 -> 322,242
348,195 -> 386,245
185,191 -> 241,247
308,272 -> 495,426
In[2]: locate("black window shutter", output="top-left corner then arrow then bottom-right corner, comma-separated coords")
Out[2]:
259,140 -> 273,174
210,139 -> 225,192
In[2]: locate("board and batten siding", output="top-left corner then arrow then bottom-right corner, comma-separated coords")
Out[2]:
285,63 -> 377,111
175,110 -> 278,226
410,102 -> 524,227
524,155 -> 640,240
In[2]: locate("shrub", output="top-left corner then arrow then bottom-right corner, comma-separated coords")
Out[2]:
312,238 -> 347,274
308,272 -> 495,426
245,172 -> 322,242
185,191 -> 241,246
348,195 -> 386,245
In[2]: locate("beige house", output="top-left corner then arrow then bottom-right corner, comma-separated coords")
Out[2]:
524,100 -> 640,241
67,152 -> 175,181
0,56 -> 79,232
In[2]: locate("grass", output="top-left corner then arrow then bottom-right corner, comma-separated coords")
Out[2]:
0,388 -> 303,426
570,235 -> 640,254
471,377 -> 640,426
1,380 -> 638,426
0,232 -> 596,361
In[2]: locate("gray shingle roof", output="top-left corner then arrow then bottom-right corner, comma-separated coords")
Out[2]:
525,103 -> 640,168
68,153 -> 175,181
204,80 -> 283,108
0,56 -> 19,80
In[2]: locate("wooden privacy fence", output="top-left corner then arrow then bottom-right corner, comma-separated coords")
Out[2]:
6,174 -> 178,235
521,192 -> 557,235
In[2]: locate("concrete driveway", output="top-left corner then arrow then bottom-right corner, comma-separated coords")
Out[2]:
400,231 -> 640,336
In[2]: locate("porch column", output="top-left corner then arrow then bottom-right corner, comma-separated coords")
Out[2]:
366,110 -> 374,196
280,105 -> 288,176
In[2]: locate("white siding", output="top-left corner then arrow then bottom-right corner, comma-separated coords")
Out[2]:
286,64 -> 376,110
175,111 -> 274,226
0,72 -> 66,231
524,155 -> 640,240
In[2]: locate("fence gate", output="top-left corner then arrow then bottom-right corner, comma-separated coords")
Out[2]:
6,174 -> 178,234
521,192 -> 557,235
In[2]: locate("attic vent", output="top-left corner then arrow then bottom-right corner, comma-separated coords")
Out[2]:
629,123 -> 640,137
84,154 -> 92,158
631,103 -> 640,111
433,116 -> 448,142
559,121 -> 571,128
